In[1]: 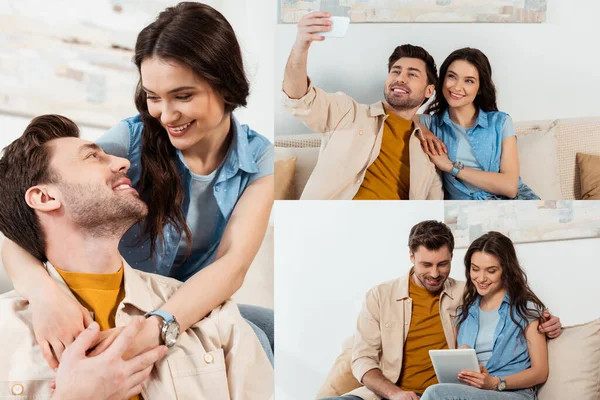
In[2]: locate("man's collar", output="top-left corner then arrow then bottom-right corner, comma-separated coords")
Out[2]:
46,259 -> 156,315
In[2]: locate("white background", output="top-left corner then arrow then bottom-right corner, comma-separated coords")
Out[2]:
274,201 -> 600,400
0,0 -> 275,149
274,0 -> 600,135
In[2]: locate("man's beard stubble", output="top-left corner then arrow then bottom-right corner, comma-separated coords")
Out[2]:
58,181 -> 148,238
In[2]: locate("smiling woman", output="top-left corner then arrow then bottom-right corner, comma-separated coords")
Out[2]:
1,0 -> 274,384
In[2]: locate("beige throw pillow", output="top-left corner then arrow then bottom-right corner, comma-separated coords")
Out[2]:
517,125 -> 562,200
315,336 -> 361,399
274,157 -> 297,200
275,147 -> 320,198
537,319 -> 600,400
577,153 -> 600,200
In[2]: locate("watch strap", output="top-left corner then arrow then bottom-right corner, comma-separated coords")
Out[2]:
145,309 -> 175,324
451,165 -> 460,177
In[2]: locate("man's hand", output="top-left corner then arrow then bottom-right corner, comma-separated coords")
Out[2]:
51,318 -> 167,400
292,11 -> 332,54
87,316 -> 162,360
458,364 -> 499,390
389,389 -> 420,400
538,310 -> 562,339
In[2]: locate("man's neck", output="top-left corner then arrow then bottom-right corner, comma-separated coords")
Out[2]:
45,228 -> 123,274
383,102 -> 419,122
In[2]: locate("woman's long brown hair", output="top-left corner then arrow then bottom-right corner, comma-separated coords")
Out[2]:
458,232 -> 546,340
132,2 -> 249,256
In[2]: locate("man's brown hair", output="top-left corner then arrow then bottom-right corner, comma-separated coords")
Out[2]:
408,220 -> 454,254
0,115 -> 79,262
388,44 -> 438,86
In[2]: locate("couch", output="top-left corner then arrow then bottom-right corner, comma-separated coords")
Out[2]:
0,227 -> 274,309
315,318 -> 600,400
275,116 -> 600,200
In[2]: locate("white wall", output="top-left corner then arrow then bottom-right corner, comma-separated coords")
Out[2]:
0,0 -> 274,146
275,0 -> 600,135
275,201 -> 600,400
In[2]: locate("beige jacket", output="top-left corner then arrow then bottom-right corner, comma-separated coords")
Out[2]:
281,84 -> 443,200
0,260 -> 273,400
348,272 -> 465,400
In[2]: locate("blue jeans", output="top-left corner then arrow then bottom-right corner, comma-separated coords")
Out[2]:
238,304 -> 274,366
421,384 -> 536,400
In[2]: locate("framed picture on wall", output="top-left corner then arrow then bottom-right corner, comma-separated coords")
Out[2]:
445,201 -> 600,248
280,0 -> 547,23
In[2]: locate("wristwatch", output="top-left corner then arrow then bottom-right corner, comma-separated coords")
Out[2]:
145,310 -> 180,348
451,161 -> 464,177
496,376 -> 507,391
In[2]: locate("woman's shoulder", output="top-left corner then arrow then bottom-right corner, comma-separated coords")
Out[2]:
483,110 -> 512,124
234,119 -> 273,156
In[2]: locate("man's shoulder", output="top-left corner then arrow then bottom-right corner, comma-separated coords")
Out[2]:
131,269 -> 184,301
366,274 -> 410,298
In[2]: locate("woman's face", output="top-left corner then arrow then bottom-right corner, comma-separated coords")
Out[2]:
442,59 -> 480,110
469,251 -> 504,298
141,56 -> 228,151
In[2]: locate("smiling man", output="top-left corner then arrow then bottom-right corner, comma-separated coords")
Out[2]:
282,11 -> 443,200
320,220 -> 562,400
0,115 -> 273,399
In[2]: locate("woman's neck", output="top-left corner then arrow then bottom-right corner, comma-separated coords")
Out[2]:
479,287 -> 506,311
449,104 -> 478,128
182,113 -> 232,176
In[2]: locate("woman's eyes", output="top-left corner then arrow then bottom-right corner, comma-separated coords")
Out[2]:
146,94 -> 192,101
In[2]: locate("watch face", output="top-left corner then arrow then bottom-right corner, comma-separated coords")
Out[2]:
165,322 -> 180,347
498,381 -> 507,391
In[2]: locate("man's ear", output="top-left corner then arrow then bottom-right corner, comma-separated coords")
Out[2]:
425,84 -> 435,99
25,185 -> 61,212
409,251 -> 415,265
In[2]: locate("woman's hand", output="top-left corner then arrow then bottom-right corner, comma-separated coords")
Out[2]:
30,286 -> 93,369
415,122 -> 447,156
458,364 -> 499,390
429,151 -> 454,174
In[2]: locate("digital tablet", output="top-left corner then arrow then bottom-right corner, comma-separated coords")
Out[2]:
429,349 -> 480,384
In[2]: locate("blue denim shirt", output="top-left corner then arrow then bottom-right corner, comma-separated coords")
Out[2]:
457,293 -> 540,377
421,110 -> 527,200
97,114 -> 273,281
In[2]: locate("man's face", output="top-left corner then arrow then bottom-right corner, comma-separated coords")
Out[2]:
384,57 -> 435,112
410,245 -> 452,293
45,137 -> 147,235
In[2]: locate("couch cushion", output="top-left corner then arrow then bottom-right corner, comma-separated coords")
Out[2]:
537,318 -> 600,400
516,124 -> 562,200
577,153 -> 600,200
315,336 -> 361,399
274,147 -> 319,199
555,118 -> 600,200
275,158 -> 297,200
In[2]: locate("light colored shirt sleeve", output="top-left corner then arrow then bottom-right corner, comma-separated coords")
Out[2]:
95,120 -> 131,158
248,144 -> 274,185
351,287 -> 383,383
502,115 -> 516,141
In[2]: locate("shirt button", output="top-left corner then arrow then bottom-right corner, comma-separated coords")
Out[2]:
204,353 -> 214,364
385,323 -> 390,328
359,130 -> 364,135
11,384 -> 24,395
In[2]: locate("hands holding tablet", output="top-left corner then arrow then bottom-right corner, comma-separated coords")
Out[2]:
458,363 -> 501,390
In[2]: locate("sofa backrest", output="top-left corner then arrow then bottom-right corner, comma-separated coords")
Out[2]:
275,116 -> 600,200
